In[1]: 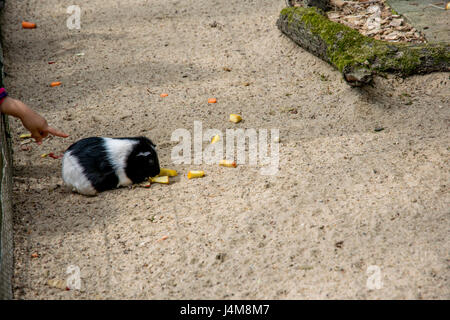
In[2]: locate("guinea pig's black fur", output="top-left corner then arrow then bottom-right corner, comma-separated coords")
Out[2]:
62,137 -> 160,195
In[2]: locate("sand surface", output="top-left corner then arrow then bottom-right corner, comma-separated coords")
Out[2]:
2,0 -> 449,299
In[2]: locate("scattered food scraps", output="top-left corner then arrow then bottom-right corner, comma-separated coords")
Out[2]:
149,176 -> 169,184
160,93 -> 168,98
219,160 -> 237,168
31,252 -> 39,258
50,81 -> 62,87
48,61 -> 56,64
48,152 -> 61,159
158,168 -> 178,177
187,170 -> 205,179
22,21 -> 36,29
158,235 -> 169,241
208,98 -> 217,103
211,135 -> 220,144
229,114 -> 242,123
19,133 -> 32,139
41,153 -> 48,158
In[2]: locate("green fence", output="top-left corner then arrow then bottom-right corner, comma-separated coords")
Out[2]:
0,0 -> 14,300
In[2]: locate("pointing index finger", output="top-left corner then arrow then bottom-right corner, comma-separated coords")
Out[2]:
47,126 -> 69,138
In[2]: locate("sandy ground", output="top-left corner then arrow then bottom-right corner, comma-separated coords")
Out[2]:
2,0 -> 449,299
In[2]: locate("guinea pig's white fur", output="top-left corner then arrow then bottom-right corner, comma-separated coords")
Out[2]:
103,138 -> 136,187
62,150 -> 97,196
62,138 -> 138,196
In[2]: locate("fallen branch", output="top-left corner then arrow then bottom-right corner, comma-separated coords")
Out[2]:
277,7 -> 450,86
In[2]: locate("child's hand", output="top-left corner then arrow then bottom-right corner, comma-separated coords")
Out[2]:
0,97 -> 69,143
19,107 -> 69,144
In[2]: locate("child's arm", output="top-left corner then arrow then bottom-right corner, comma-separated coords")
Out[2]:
0,95 -> 68,144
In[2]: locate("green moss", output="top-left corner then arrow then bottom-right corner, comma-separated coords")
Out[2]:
280,7 -> 450,76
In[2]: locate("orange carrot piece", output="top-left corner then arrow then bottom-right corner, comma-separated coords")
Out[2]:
50,81 -> 61,87
160,93 -> 168,98
208,98 -> 217,103
22,21 -> 36,29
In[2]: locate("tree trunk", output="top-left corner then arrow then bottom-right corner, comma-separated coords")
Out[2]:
277,7 -> 450,86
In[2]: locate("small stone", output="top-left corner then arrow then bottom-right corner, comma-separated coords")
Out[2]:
384,31 -> 401,40
389,18 -> 403,27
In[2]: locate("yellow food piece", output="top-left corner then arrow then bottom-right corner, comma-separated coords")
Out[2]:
149,176 -> 169,184
219,160 -> 237,168
41,153 -> 48,158
211,135 -> 220,144
187,170 -> 205,179
159,168 -> 178,177
229,114 -> 242,123
19,133 -> 32,139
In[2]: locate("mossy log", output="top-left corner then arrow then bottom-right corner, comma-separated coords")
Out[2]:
277,7 -> 450,86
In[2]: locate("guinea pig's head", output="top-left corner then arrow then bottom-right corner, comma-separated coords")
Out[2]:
125,137 -> 160,183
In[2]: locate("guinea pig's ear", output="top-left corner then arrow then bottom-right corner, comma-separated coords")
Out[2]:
137,151 -> 151,157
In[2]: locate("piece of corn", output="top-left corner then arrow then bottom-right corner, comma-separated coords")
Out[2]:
211,135 -> 220,144
229,114 -> 242,123
187,170 -> 205,179
41,153 -> 48,158
219,160 -> 237,168
19,133 -> 32,139
159,168 -> 178,177
150,176 -> 170,184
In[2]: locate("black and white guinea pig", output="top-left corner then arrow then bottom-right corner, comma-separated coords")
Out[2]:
62,137 -> 160,195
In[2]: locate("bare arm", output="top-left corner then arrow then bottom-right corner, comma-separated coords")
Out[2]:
0,97 -> 68,143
